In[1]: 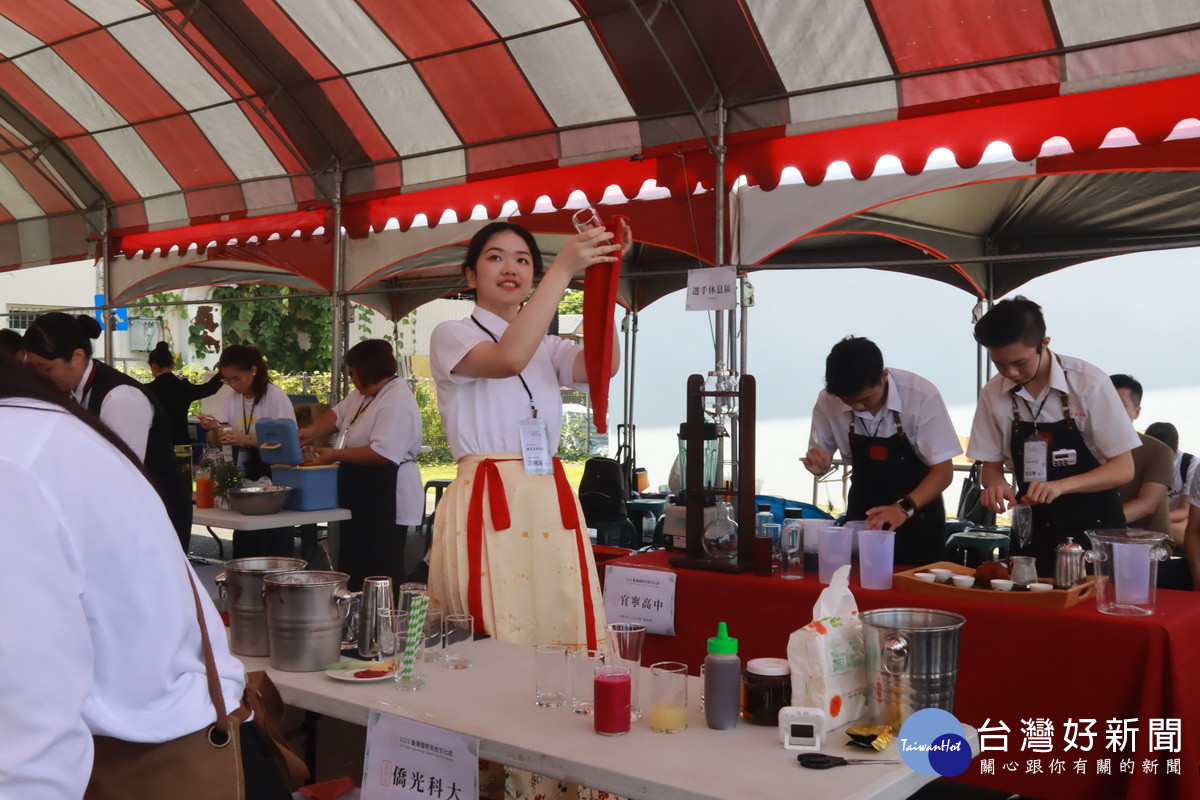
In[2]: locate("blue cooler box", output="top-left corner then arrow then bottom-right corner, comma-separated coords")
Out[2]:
255,418 -> 339,511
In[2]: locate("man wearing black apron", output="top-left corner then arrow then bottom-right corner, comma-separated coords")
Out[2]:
969,297 -> 1138,575
803,337 -> 962,566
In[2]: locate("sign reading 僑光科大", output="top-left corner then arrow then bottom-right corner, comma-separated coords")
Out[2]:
362,711 -> 480,800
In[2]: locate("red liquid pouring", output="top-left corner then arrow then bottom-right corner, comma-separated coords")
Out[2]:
593,669 -> 631,736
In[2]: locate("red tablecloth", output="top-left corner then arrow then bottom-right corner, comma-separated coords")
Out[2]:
603,551 -> 1200,800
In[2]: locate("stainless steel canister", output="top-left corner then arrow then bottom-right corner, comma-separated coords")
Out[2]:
860,608 -> 966,730
1054,537 -> 1087,589
357,576 -> 394,659
262,571 -> 353,671
215,556 -> 307,656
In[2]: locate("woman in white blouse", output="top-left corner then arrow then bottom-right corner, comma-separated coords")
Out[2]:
300,339 -> 423,591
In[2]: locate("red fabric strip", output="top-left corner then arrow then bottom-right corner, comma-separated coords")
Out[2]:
464,458 -> 517,625
554,458 -> 598,650
582,213 -> 629,435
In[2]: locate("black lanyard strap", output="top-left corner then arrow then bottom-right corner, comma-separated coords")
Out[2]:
470,315 -> 539,418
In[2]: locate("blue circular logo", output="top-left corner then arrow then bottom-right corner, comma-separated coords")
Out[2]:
897,708 -> 971,776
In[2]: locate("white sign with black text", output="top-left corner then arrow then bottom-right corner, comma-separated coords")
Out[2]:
684,266 -> 737,311
362,711 -> 479,800
603,565 -> 677,635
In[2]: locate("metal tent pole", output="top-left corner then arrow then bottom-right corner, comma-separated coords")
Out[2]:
329,169 -> 346,402
100,208 -> 114,365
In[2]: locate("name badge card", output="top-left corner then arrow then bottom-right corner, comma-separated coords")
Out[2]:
1023,438 -> 1048,483
603,565 -> 676,635
362,711 -> 480,800
685,266 -> 737,311
519,418 -> 553,475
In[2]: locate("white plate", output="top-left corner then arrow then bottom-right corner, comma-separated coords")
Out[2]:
326,668 -> 394,683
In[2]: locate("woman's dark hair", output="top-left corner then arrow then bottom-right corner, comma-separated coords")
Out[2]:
460,222 -> 544,282
0,352 -> 142,469
974,296 -> 1046,349
346,339 -> 397,386
0,328 -> 22,357
217,344 -> 270,400
824,336 -> 884,398
22,312 -> 102,361
148,341 -> 174,368
1145,421 -> 1179,452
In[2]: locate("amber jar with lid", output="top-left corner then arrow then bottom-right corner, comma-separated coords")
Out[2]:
740,657 -> 792,726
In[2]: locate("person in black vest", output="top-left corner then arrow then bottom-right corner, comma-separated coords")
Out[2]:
144,341 -> 222,447
23,313 -> 194,552
968,297 -> 1138,574
802,337 -> 962,565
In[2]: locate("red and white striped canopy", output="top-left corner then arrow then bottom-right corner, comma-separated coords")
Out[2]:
2,0 -> 1199,300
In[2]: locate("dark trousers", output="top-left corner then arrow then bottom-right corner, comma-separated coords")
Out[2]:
231,528 -> 296,559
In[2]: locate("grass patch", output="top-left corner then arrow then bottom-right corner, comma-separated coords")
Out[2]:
419,460 -> 587,491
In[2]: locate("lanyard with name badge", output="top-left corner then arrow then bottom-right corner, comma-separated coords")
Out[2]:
471,316 -> 553,475
1019,390 -> 1054,483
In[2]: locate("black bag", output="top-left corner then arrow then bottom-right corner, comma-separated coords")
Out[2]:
578,456 -> 629,522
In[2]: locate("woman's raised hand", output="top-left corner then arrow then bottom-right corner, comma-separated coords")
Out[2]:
553,226 -> 621,277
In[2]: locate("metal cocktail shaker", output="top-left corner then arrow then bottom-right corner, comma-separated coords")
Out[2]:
1054,537 -> 1087,589
357,576 -> 393,659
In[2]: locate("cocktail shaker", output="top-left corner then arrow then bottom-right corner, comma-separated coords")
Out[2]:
357,576 -> 393,659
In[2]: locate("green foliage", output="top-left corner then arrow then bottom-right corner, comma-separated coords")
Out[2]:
139,291 -> 188,320
212,285 -> 332,373
413,377 -> 452,465
559,289 -> 584,315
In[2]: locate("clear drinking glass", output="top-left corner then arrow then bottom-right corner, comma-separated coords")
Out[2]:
571,206 -> 604,234
570,649 -> 605,714
648,662 -> 689,733
394,610 -> 426,691
606,623 -> 645,720
443,613 -> 474,670
535,645 -> 569,707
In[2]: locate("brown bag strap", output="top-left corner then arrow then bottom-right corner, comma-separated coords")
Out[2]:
185,567 -> 237,734
243,670 -> 312,790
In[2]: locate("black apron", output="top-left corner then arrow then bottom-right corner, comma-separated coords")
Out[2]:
1009,389 -> 1124,574
846,409 -> 946,566
85,361 -> 194,552
337,461 -> 407,592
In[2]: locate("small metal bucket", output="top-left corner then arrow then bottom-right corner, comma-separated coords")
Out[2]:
860,608 -> 966,730
215,557 -> 307,656
263,571 -> 353,671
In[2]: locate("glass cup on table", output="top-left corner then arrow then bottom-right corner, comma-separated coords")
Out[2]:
535,644 -> 569,708
443,613 -> 474,670
570,648 -> 605,714
393,610 -> 427,691
606,622 -> 646,720
593,666 -> 632,736
648,661 -> 689,734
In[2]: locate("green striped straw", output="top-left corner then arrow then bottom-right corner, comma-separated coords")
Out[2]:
400,595 -> 430,680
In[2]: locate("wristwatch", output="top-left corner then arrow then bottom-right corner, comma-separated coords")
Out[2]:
896,495 -> 917,519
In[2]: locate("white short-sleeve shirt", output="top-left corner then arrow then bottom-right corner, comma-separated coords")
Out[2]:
0,399 -> 245,800
218,383 -> 296,468
1187,460 -> 1200,510
808,368 -> 962,467
75,361 -> 153,461
1169,450 -> 1199,511
430,307 -> 586,461
967,351 -> 1140,469
332,379 -> 424,526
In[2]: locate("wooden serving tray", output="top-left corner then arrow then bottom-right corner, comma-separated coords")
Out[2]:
893,561 -> 1095,609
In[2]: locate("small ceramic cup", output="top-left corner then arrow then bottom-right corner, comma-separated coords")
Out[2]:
1027,582 -> 1053,592
929,568 -> 953,583
951,574 -> 975,589
913,572 -> 936,583
990,579 -> 1014,591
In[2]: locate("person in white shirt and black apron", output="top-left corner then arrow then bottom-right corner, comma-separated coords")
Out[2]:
968,297 -> 1138,574
300,339 -> 423,591
22,313 -> 194,552
803,337 -> 961,566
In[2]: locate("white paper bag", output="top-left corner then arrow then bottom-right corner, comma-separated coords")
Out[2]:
787,564 -> 867,725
